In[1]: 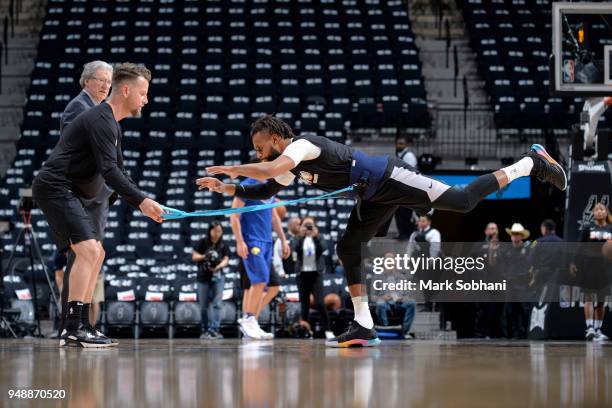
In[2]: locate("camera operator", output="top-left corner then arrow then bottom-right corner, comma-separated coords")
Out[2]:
295,216 -> 334,339
192,221 -> 230,339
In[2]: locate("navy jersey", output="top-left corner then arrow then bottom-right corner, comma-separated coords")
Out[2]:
275,134 -> 390,199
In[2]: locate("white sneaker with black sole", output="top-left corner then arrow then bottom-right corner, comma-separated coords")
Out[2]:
59,324 -> 115,348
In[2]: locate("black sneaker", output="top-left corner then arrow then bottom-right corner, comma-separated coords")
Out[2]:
59,324 -> 114,348
86,325 -> 119,346
325,321 -> 381,348
526,144 -> 567,191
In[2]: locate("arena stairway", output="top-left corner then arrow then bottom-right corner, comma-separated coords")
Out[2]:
0,0 -> 44,177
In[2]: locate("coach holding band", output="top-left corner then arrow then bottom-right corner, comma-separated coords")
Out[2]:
57,60 -> 114,337
33,63 -> 165,348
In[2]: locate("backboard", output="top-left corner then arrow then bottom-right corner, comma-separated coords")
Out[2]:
552,2 -> 612,96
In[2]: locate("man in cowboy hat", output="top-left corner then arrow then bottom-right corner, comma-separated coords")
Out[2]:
501,223 -> 532,338
505,223 -> 530,241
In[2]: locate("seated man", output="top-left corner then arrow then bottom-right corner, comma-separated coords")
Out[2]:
374,253 -> 415,338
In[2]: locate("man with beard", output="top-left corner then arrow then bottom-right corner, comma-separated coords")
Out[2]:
197,115 -> 567,347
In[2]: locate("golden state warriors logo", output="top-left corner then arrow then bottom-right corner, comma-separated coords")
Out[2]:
299,171 -> 319,185
250,246 -> 261,256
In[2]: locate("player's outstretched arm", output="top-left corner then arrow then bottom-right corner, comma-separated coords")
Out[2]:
196,177 -> 286,201
206,156 -> 295,180
195,177 -> 236,195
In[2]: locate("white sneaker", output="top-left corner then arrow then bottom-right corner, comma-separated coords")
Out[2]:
586,326 -> 596,341
325,331 -> 335,340
594,329 -> 609,342
239,317 -> 263,339
255,323 -> 275,340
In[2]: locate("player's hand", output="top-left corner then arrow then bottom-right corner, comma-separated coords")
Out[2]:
236,241 -> 248,259
196,177 -> 232,194
281,239 -> 291,259
139,198 -> 165,223
206,165 -> 240,179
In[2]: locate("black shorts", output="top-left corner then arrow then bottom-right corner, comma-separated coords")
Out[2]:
240,259 -> 280,289
34,194 -> 97,252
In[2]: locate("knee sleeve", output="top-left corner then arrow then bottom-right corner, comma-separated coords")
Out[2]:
433,173 -> 498,214
432,187 -> 474,213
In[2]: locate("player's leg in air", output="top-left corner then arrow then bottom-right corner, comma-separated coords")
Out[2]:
326,144 -> 566,347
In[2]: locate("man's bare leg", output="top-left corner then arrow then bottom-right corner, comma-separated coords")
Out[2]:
246,283 -> 265,316
255,286 -> 279,318
68,240 -> 102,302
63,239 -> 102,336
242,288 -> 250,316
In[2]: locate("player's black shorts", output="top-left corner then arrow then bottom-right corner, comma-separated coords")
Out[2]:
34,194 -> 97,252
240,259 -> 280,289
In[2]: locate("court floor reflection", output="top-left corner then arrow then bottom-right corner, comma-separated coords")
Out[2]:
0,339 -> 611,408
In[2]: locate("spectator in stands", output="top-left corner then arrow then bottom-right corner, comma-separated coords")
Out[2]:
230,174 -> 290,340
501,223 -> 532,339
394,136 -> 417,240
273,216 -> 301,276
192,221 -> 230,340
375,252 -> 416,339
573,203 -> 612,341
58,61 -> 115,337
295,216 -> 334,339
407,214 -> 442,312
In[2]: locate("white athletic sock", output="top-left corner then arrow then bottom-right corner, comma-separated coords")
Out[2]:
587,319 -> 594,328
501,157 -> 534,183
594,320 -> 603,330
352,296 -> 374,329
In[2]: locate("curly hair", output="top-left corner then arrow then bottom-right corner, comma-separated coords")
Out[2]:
250,114 -> 295,139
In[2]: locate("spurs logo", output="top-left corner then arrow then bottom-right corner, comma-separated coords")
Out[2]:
578,195 -> 610,230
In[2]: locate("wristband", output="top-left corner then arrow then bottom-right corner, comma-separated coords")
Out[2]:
234,183 -> 247,198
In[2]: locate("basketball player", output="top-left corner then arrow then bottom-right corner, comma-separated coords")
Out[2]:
230,174 -> 290,339
197,115 -> 567,347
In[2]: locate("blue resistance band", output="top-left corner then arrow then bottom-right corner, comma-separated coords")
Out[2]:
161,185 -> 354,220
